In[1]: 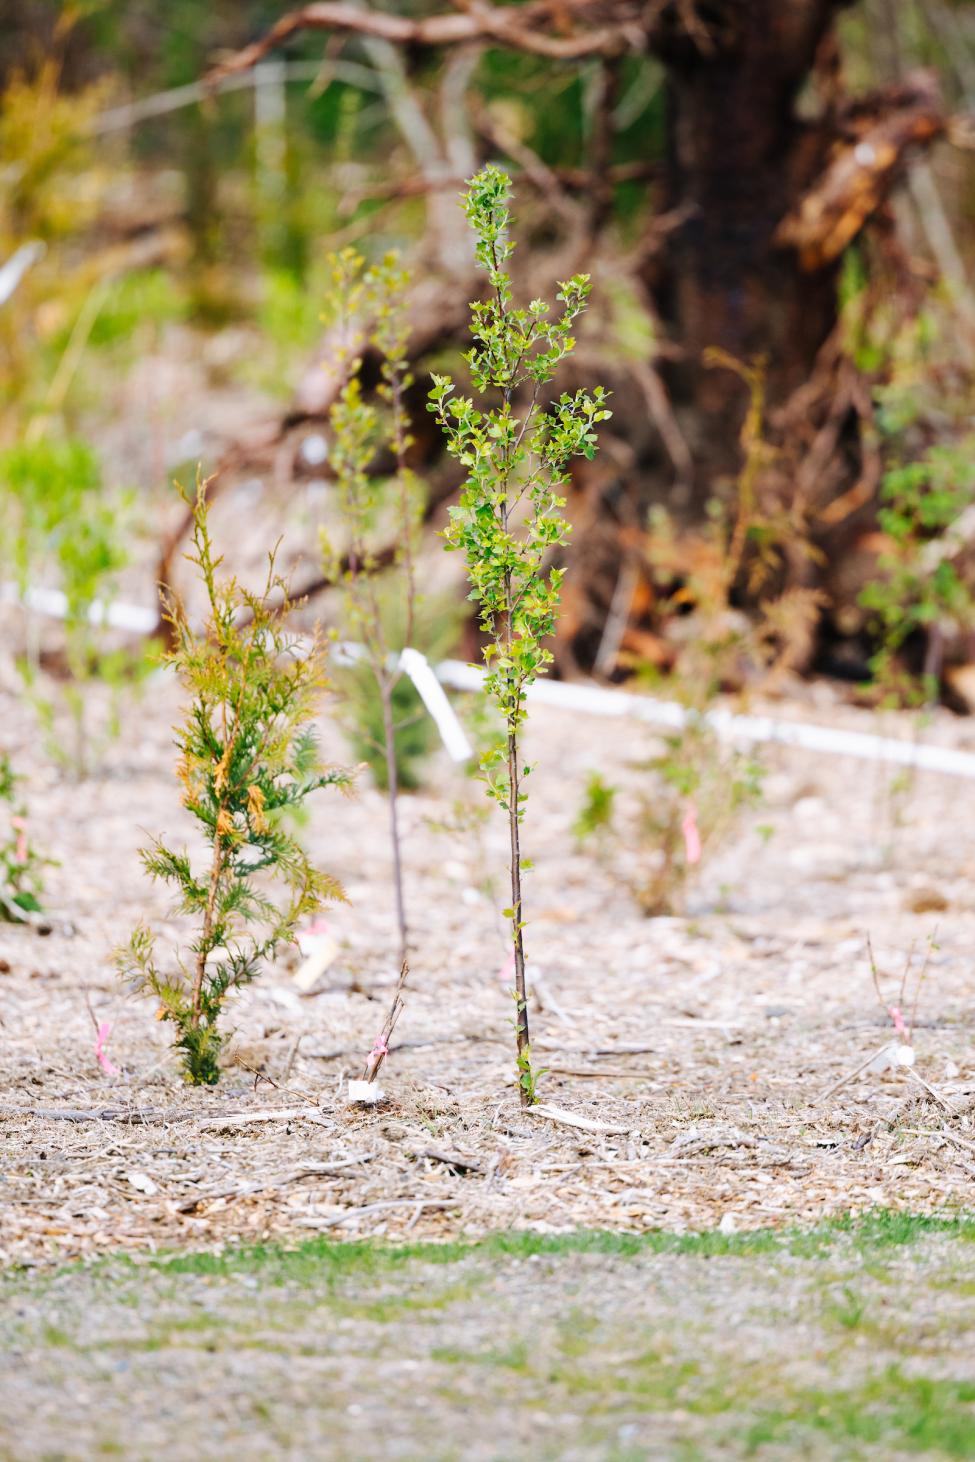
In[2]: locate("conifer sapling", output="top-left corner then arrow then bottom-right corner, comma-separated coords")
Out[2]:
117,480 -> 347,1084
429,167 -> 610,1104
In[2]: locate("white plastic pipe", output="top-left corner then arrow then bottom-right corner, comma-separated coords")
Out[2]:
0,582 -> 159,634
0,242 -> 46,307
435,658 -> 975,781
8,581 -> 975,780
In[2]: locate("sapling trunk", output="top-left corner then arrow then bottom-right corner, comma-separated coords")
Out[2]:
379,677 -> 409,969
506,726 -> 531,1102
325,248 -> 420,977
502,550 -> 531,1102
362,961 -> 409,1084
192,836 -> 225,1027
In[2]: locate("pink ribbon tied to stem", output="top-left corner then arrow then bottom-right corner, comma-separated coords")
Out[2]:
369,1035 -> 390,1061
95,1021 -> 119,1076
10,815 -> 27,865
682,801 -> 702,867
497,952 -> 515,987
888,1004 -> 908,1040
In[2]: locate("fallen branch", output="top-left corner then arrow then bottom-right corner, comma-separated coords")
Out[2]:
545,1067 -> 656,1080
902,1065 -> 955,1115
293,1197 -> 458,1229
416,1147 -> 483,1174
175,1155 -> 376,1213
0,1105 -> 176,1124
531,1103 -> 635,1135
195,1106 -> 331,1129
815,1044 -> 899,1104
0,1102 -> 334,1128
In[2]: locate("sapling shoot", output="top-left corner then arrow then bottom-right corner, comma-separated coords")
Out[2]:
0,752 -> 51,923
429,166 -> 610,1104
0,438 -> 143,778
323,249 -> 422,969
118,479 -> 347,1084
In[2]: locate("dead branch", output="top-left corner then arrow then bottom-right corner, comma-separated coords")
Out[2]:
334,159 -> 659,213
582,55 -> 623,246
175,1155 -> 377,1213
416,1147 -> 483,1173
207,0 -> 644,83
472,106 -> 578,227
629,357 -> 694,490
0,1105 -> 179,1123
776,70 -> 946,269
297,1197 -> 458,1229
154,273 -> 471,639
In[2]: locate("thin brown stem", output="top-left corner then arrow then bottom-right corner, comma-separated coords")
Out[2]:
506,722 -> 530,1106
354,499 -> 410,969
379,678 -> 409,969
362,961 -> 409,1083
390,372 -> 416,651
192,836 -> 225,1026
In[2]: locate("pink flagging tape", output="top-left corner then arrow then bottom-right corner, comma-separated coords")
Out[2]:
95,1022 -> 119,1076
682,802 -> 702,866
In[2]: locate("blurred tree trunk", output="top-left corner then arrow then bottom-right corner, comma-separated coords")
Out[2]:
649,1 -> 846,509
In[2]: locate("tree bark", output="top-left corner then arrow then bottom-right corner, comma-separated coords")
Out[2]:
648,1 -> 849,509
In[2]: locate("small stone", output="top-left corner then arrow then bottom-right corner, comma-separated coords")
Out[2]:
905,887 -> 949,914
126,1172 -> 158,1196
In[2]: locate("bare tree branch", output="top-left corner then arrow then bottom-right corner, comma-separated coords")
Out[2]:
206,0 -> 645,82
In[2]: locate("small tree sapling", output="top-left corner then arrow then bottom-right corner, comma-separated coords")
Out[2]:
323,248 -> 423,969
0,753 -> 51,923
0,438 -> 144,778
117,479 -> 347,1085
429,166 -> 610,1104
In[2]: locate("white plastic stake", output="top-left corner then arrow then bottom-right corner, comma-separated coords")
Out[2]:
398,647 -> 472,763
329,642 -> 472,761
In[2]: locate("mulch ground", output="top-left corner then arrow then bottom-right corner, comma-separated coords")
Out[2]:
2,656 -> 975,1268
